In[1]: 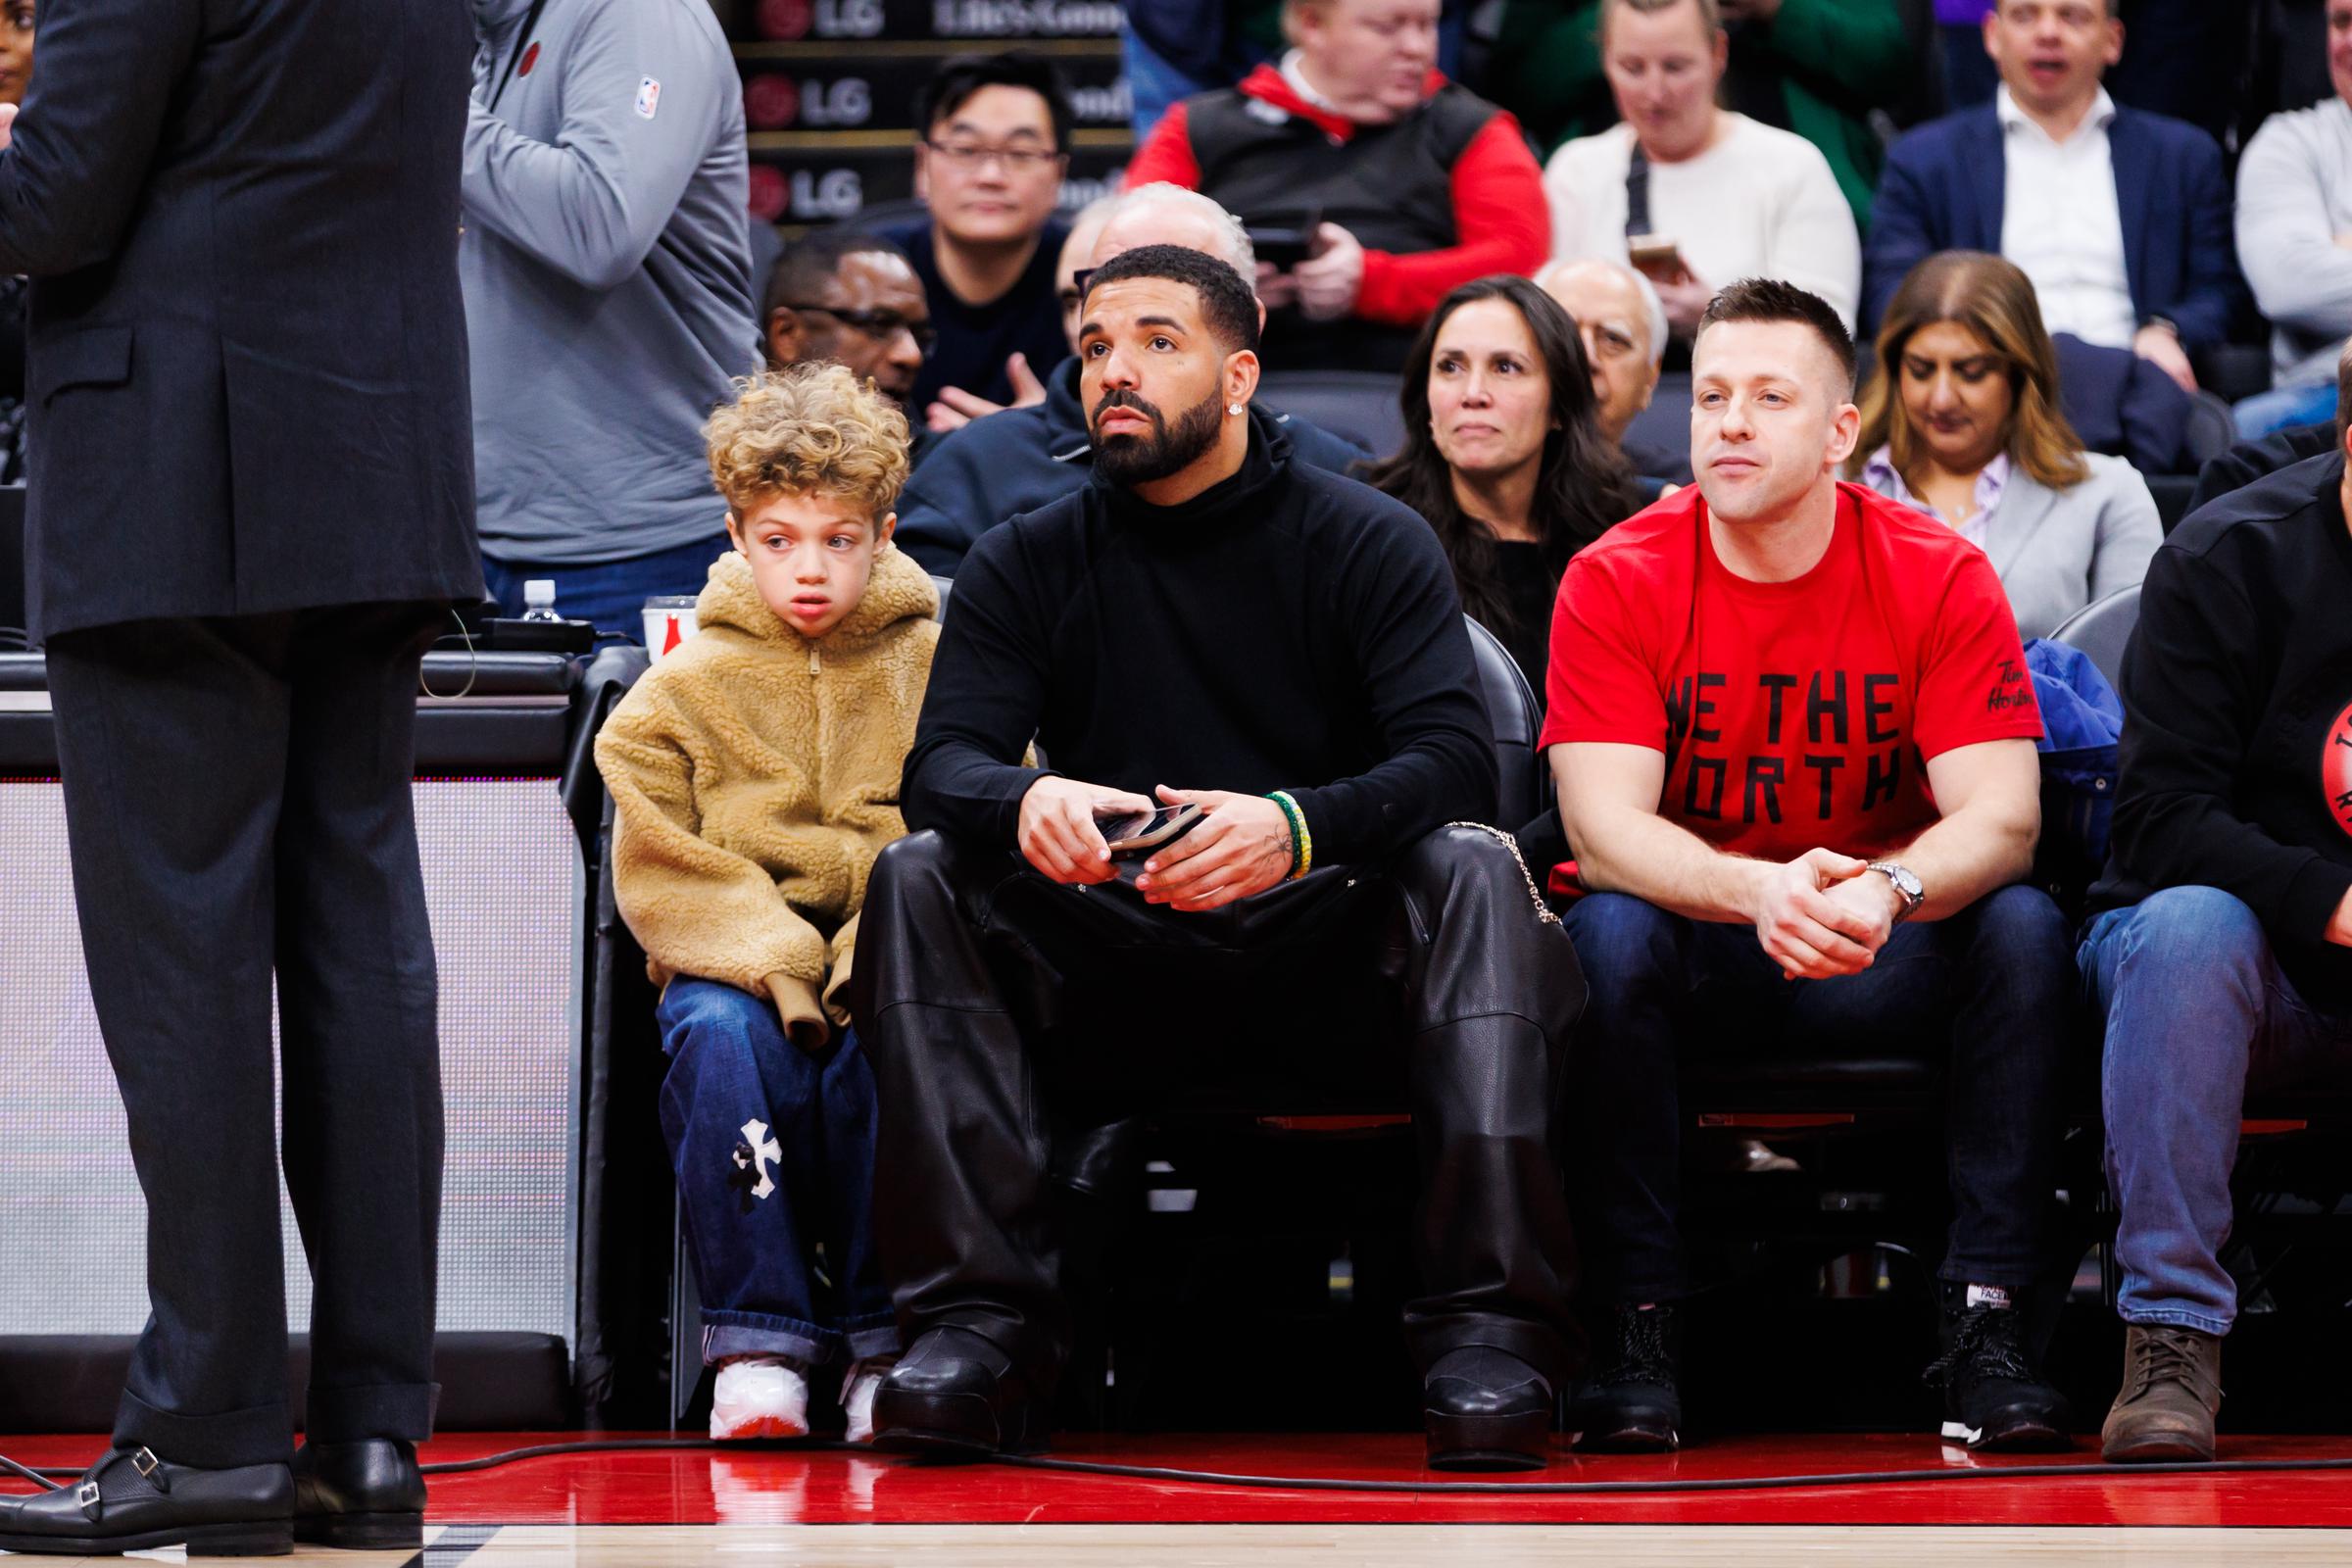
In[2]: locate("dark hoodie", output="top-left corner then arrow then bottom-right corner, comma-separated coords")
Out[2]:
2089,451 -> 2352,1013
903,408 -> 1496,863
893,355 -> 1369,576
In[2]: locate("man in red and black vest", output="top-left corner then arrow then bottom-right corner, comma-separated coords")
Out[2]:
1125,0 -> 1548,373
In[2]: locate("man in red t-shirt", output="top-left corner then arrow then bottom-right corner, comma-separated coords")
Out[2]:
1542,280 -> 2075,1456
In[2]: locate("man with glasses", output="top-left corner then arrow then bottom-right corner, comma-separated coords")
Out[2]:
760,227 -> 938,457
461,0 -> 757,638
873,53 -> 1074,435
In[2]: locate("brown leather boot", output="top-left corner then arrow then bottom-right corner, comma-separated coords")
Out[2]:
2101,1324 -> 2223,1462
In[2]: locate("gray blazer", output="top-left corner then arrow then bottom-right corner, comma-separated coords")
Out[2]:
1869,452 -> 2162,643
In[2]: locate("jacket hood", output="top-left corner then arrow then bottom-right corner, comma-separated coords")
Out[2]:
694,543 -> 940,650
1235,62 -> 1448,141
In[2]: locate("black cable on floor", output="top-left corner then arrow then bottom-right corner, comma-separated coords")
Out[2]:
19,1438 -> 2352,1494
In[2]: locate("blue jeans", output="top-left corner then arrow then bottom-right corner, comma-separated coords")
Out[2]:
2081,886 -> 2352,1335
656,978 -> 897,1367
480,532 -> 732,642
2231,379 -> 2336,442
1562,884 -> 2076,1303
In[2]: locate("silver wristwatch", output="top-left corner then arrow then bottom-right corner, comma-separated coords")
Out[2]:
1867,860 -> 1925,921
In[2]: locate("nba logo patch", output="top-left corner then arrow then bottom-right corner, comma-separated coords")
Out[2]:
635,76 -> 662,120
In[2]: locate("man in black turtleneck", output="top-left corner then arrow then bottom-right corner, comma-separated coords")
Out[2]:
851,244 -> 1585,1471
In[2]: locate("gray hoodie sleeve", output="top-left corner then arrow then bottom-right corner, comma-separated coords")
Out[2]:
463,0 -> 731,292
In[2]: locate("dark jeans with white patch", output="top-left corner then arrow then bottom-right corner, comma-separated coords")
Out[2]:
657,978 -> 897,1367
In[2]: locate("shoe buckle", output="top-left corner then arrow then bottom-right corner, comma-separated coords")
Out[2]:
130,1447 -> 161,1480
75,1478 -> 101,1518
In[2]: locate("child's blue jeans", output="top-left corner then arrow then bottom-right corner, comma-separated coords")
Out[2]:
656,978 -> 897,1367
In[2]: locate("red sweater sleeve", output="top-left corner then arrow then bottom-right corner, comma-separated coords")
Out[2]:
1353,111 -> 1551,327
1121,100 -> 1201,190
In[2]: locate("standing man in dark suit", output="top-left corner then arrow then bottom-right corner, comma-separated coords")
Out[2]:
1863,0 -> 2244,390
0,0 -> 481,1557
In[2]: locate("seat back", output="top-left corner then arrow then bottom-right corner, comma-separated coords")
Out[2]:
1466,614 -> 1544,828
2184,391 -> 2237,467
2047,582 -> 2141,692
1253,369 -> 1405,463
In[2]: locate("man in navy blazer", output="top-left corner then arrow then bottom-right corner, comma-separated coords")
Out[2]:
0,0 -> 480,1556
1864,0 -> 2243,393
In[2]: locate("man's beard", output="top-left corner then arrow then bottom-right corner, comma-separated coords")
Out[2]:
1090,386 -> 1225,487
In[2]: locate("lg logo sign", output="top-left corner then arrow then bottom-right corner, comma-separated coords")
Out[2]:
759,0 -> 886,38
746,74 -> 874,128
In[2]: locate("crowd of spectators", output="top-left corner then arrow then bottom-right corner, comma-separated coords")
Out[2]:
535,0 -> 2352,1473
8,0 -> 2344,1487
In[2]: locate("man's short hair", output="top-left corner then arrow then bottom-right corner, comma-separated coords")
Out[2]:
705,363 -> 910,520
761,228 -> 911,323
913,51 -> 1075,155
1080,244 -> 1262,356
1696,277 -> 1857,387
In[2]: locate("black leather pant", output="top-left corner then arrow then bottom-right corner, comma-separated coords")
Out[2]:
850,824 -> 1587,1397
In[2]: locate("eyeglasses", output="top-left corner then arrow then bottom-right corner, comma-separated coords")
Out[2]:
923,137 -> 1065,173
783,304 -> 937,354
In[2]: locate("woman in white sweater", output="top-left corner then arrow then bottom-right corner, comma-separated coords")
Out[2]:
1851,251 -> 2160,642
1542,0 -> 1859,340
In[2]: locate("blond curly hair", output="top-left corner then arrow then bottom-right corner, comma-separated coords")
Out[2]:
704,363 -> 911,520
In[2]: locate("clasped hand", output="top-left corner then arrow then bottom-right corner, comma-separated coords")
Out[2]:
1015,777 -> 1295,910
1752,848 -> 1900,981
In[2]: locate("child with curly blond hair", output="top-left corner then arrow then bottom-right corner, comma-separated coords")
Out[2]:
594,364 -> 937,1443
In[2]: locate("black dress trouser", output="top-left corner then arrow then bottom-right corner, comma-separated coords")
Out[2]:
44,605 -> 447,1470
851,823 -> 1587,1397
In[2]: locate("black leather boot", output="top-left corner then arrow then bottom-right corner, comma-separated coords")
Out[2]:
292,1438 -> 425,1549
1569,1303 -> 1684,1452
1423,1347 -> 1554,1471
871,1326 -> 1048,1459
0,1447 -> 293,1557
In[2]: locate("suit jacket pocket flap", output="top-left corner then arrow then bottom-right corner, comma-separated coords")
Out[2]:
36,326 -> 134,404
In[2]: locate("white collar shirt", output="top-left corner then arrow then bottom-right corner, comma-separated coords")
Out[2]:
1996,85 -> 2137,349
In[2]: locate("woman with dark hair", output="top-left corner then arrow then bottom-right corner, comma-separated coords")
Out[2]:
1850,250 -> 2160,641
1364,272 -> 1639,695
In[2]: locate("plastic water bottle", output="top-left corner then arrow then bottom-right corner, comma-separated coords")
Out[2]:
519,579 -> 562,622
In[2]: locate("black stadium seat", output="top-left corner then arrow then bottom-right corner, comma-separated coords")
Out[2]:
1253,369 -> 1405,465
2047,583 -> 2139,692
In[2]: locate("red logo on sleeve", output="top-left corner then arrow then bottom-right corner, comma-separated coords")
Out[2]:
517,41 -> 539,76
2327,700 -> 2352,841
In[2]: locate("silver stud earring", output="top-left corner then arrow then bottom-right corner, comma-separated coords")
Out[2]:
1228,403 -> 1243,416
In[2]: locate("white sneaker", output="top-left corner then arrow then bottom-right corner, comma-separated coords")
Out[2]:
841,1357 -> 895,1446
710,1355 -> 809,1441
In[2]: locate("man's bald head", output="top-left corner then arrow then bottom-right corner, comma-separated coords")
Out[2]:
1539,258 -> 1666,445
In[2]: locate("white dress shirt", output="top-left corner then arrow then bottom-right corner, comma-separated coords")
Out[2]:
1997,86 -> 2136,349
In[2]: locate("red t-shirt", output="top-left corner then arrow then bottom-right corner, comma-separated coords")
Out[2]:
1539,482 -> 2041,891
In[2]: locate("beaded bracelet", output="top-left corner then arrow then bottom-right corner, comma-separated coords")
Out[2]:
1266,790 -> 1311,881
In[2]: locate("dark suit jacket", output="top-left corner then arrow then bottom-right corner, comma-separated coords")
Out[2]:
1863,102 -> 2244,352
0,0 -> 483,641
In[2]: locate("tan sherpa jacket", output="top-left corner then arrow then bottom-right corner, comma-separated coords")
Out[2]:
594,543 -> 940,1046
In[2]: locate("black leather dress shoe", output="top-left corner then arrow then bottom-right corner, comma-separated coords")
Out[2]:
1424,1347 -> 1554,1471
0,1447 -> 292,1557
870,1326 -> 1047,1458
292,1438 -> 425,1549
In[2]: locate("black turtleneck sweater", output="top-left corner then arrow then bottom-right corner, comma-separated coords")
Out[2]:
903,412 -> 1498,864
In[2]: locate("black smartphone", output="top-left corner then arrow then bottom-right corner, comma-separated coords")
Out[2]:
1101,803 -> 1204,858
1247,208 -> 1323,272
